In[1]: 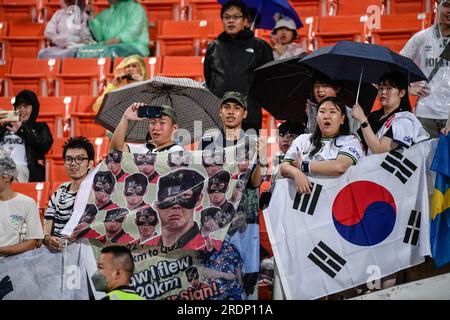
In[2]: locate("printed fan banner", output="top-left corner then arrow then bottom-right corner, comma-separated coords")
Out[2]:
62,142 -> 260,300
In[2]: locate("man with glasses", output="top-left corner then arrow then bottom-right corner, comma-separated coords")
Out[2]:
43,137 -> 94,251
131,205 -> 159,245
93,171 -> 119,211
106,150 -> 128,183
204,0 -> 273,132
133,153 -> 159,184
123,173 -> 148,211
146,169 -> 206,249
98,208 -> 134,244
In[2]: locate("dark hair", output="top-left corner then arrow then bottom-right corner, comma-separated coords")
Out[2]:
311,72 -> 341,104
100,245 -> 135,275
63,136 -> 94,161
309,97 -> 350,157
221,0 -> 249,19
14,90 -> 40,123
278,121 -> 305,136
378,71 -> 411,112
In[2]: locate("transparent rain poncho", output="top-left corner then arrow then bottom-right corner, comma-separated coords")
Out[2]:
77,0 -> 149,58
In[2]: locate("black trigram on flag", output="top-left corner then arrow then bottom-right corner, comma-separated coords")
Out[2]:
380,150 -> 417,184
308,241 -> 346,278
404,210 -> 421,246
292,183 -> 322,215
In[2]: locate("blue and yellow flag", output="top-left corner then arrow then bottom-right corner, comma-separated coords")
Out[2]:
431,134 -> 450,268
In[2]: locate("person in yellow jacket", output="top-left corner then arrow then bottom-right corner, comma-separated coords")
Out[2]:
91,245 -> 145,300
92,55 -> 148,113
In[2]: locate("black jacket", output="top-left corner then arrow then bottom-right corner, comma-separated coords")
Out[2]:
0,90 -> 53,182
204,29 -> 274,130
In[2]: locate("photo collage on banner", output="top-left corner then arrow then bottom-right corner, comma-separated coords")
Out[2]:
69,140 -> 260,300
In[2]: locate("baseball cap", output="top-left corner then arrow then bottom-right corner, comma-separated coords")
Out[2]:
272,16 -> 297,34
161,105 -> 178,124
157,169 -> 205,202
221,91 -> 247,109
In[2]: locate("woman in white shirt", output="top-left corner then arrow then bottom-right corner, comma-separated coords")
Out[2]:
281,97 -> 363,193
351,71 -> 429,154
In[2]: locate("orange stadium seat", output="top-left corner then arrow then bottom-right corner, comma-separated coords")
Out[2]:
290,0 -> 322,17
188,0 -> 221,20
88,136 -> 109,164
71,95 -> 106,138
0,21 -> 8,63
2,22 -> 45,59
11,182 -> 51,221
38,96 -> 76,138
0,59 -> 11,96
370,13 -> 431,52
333,0 -> 384,15
388,0 -> 430,14
156,20 -> 210,56
0,96 -> 14,109
56,57 -> 112,96
160,56 -> 204,81
315,15 -> 364,47
139,0 -> 179,23
46,137 -> 68,181
4,58 -> 60,96
0,0 -> 37,22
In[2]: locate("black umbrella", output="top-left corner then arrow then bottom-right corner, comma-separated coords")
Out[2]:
96,76 -> 222,143
300,40 -> 428,84
249,55 -> 378,121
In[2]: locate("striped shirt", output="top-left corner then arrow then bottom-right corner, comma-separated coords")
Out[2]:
44,182 -> 77,238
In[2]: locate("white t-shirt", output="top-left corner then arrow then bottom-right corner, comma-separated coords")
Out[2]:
0,193 -> 43,260
400,25 -> 450,120
127,143 -> 184,154
284,133 -> 364,164
0,131 -> 27,166
368,111 -> 430,155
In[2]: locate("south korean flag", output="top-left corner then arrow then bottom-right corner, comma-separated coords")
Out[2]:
264,141 -> 433,300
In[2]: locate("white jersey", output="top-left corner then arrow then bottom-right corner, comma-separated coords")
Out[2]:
400,25 -> 450,119
369,111 -> 430,155
284,133 -> 364,164
0,131 -> 27,166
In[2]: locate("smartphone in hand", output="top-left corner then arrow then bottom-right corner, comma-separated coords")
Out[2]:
137,105 -> 164,119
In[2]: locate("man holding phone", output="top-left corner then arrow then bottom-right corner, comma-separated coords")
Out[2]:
110,103 -> 184,154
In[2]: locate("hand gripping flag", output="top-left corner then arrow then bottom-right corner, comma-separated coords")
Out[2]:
264,141 -> 433,300
430,134 -> 450,268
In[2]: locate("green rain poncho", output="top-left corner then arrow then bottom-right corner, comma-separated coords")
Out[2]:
77,0 -> 149,58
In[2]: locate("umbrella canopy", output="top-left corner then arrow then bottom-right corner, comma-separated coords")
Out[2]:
300,41 -> 428,84
96,76 -> 222,143
218,0 -> 302,30
249,55 -> 378,121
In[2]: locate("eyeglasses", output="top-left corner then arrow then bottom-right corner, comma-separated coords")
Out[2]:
222,14 -> 243,21
64,156 -> 89,165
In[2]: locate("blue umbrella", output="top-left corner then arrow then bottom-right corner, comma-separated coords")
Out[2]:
300,41 -> 427,84
218,0 -> 303,30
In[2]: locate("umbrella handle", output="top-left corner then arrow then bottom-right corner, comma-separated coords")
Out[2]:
355,66 -> 364,107
250,1 -> 263,31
